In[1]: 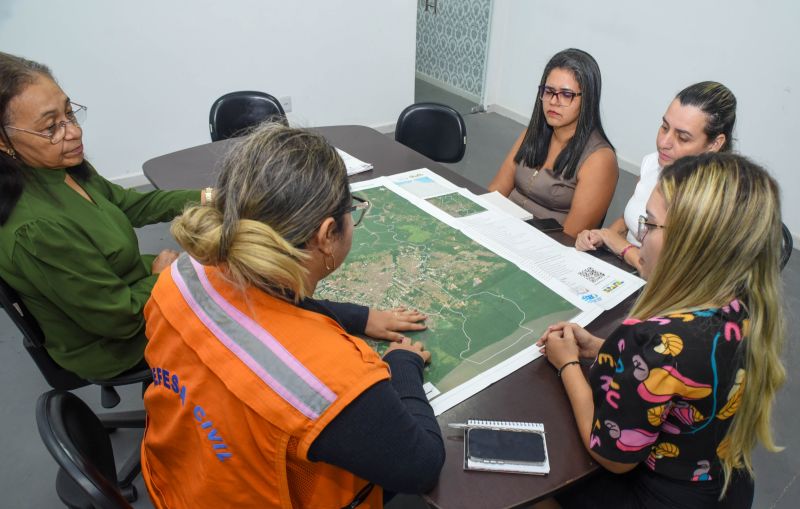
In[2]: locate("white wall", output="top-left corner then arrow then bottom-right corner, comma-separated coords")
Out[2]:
0,0 -> 416,184
485,0 -> 800,236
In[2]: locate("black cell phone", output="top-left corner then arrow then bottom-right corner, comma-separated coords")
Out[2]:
467,428 -> 546,465
525,217 -> 564,233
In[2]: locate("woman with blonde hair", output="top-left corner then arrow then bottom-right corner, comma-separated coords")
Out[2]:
141,123 -> 444,508
538,153 -> 784,508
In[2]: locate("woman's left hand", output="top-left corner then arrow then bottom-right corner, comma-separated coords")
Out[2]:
540,325 -> 581,371
365,307 -> 428,342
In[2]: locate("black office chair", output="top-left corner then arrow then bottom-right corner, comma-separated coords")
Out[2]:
0,276 -> 149,499
780,222 -> 793,271
37,390 -> 136,509
0,276 -> 151,412
395,102 -> 467,163
209,90 -> 287,141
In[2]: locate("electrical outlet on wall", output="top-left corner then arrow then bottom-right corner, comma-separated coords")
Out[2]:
280,96 -> 292,113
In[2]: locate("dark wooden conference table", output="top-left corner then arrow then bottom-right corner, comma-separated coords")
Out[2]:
143,125 -> 636,508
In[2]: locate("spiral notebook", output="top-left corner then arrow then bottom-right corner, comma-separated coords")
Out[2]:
463,419 -> 549,475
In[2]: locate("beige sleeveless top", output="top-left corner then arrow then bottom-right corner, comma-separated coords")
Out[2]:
508,130 -> 612,224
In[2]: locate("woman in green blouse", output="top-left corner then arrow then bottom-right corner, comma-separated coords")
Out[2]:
0,52 -> 427,380
0,52 -> 204,379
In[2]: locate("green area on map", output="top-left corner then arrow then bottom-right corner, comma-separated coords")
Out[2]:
316,186 -> 579,395
425,192 -> 487,217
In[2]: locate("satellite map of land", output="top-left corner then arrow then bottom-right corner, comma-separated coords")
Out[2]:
425,192 -> 487,218
316,185 -> 580,397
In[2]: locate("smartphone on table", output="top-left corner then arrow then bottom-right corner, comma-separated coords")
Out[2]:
525,217 -> 564,233
466,428 -> 547,466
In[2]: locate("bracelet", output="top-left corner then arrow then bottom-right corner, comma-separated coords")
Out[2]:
202,187 -> 214,205
557,360 -> 581,377
618,243 -> 635,260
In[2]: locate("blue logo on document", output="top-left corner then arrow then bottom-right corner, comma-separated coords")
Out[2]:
581,293 -> 601,303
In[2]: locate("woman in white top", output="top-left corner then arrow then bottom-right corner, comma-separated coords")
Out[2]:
575,82 -> 736,271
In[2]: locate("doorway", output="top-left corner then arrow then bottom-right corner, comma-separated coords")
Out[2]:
414,0 -> 493,114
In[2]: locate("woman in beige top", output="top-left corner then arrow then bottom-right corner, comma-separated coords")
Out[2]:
488,49 -> 618,237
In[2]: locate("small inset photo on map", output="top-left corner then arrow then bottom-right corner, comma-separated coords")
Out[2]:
426,192 -> 487,218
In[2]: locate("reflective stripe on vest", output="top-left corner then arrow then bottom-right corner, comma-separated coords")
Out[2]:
171,254 -> 336,420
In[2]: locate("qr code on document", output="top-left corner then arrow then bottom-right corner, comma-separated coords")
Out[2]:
578,267 -> 606,284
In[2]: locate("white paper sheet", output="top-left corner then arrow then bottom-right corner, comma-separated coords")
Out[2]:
336,148 -> 373,176
479,190 -> 533,220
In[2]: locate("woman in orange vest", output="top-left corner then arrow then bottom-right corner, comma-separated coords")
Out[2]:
141,123 -> 444,508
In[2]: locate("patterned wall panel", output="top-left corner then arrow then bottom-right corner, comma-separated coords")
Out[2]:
416,0 -> 491,99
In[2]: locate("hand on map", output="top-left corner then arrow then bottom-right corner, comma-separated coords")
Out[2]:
384,337 -> 432,364
537,322 -> 604,361
365,307 -> 428,342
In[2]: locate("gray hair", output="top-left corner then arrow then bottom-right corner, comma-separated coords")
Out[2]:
171,122 -> 351,300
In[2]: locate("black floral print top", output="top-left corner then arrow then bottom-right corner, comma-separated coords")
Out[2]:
588,300 -> 748,481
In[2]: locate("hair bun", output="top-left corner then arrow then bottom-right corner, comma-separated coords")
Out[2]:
171,206 -> 225,265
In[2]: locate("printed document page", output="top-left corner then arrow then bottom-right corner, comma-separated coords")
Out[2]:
336,148 -> 373,176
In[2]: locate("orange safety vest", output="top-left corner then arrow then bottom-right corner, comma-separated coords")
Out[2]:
141,254 -> 390,508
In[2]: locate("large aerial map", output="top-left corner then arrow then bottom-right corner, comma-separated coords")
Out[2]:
316,184 -> 580,408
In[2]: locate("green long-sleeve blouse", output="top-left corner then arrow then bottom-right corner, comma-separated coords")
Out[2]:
0,165 -> 197,379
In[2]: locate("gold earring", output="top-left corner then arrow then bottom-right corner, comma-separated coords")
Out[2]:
5,148 -> 15,158
324,253 -> 335,271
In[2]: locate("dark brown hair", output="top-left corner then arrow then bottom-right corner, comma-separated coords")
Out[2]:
514,48 -> 614,180
676,81 -> 737,152
0,52 -> 90,224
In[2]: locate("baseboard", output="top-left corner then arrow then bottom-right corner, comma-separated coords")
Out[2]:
370,122 -> 396,135
485,103 -> 530,126
416,72 -> 481,104
110,173 -> 151,188
617,157 -> 639,176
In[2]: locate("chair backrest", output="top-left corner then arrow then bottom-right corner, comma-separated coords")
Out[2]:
395,102 -> 467,163
0,276 -> 87,390
780,222 -> 793,271
209,90 -> 287,141
37,390 -> 133,509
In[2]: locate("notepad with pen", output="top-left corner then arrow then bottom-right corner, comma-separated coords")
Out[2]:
460,419 -> 550,475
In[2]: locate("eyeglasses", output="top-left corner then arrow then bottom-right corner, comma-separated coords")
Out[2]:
348,195 -> 371,227
4,103 -> 87,144
637,215 -> 665,242
538,85 -> 582,106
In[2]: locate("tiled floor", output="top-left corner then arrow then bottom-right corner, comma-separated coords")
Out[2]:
0,82 -> 796,508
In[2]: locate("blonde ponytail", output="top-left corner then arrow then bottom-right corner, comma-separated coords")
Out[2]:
171,122 -> 350,302
172,206 -> 311,301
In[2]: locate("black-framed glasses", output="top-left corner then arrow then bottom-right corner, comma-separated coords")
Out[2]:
637,215 -> 665,242
348,195 -> 371,227
4,102 -> 87,144
538,85 -> 582,106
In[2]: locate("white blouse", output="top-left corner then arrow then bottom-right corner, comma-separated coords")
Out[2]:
622,152 -> 661,247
